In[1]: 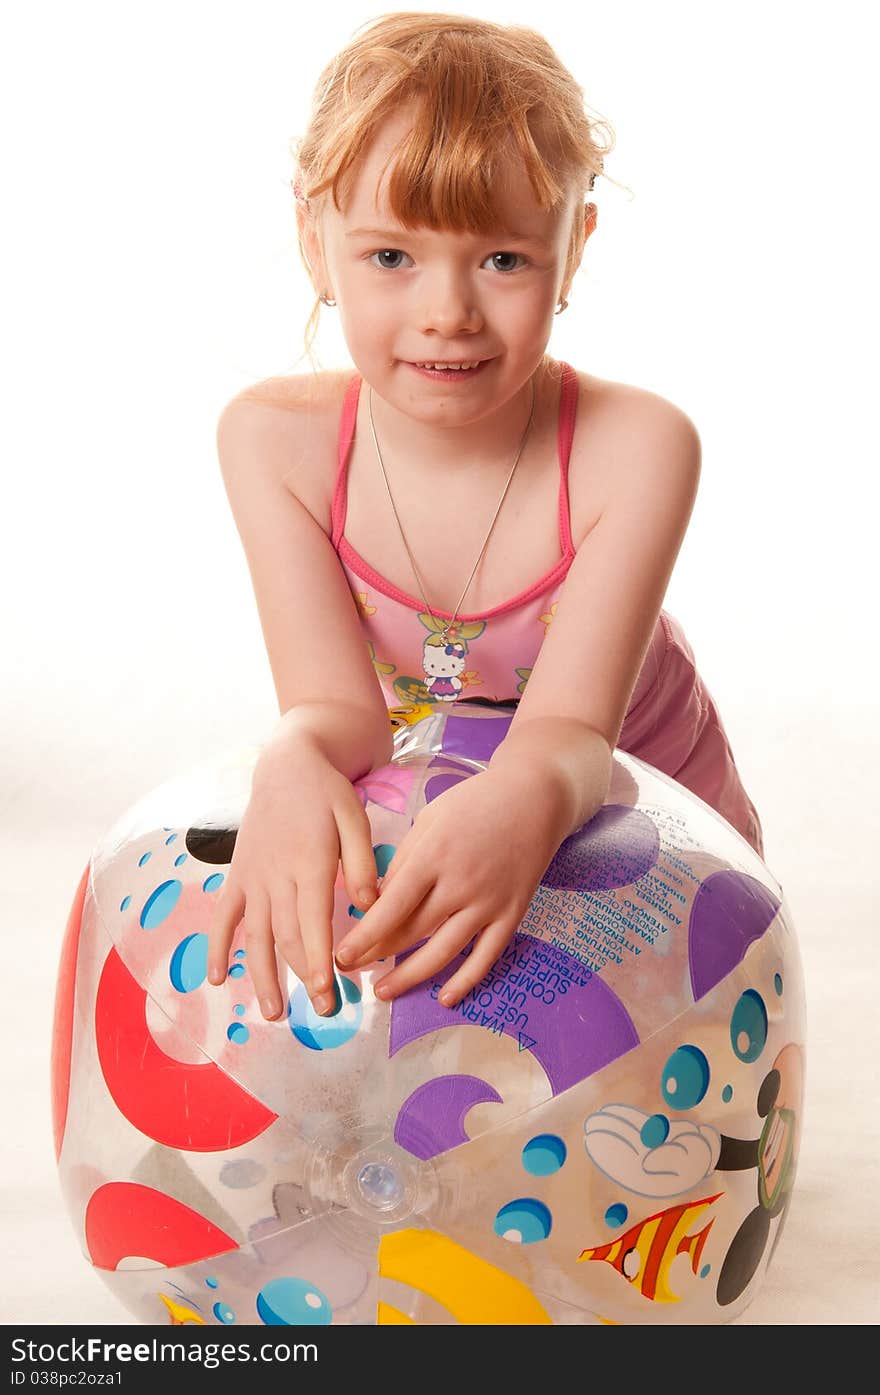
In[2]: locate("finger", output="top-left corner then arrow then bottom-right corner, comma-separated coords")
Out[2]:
269,881 -> 309,986
377,832 -> 417,890
372,909 -> 482,1001
436,922 -> 514,1007
335,864 -> 436,969
206,878 -> 245,985
345,882 -> 451,968
335,797 -> 379,913
296,871 -> 338,1014
241,888 -> 285,1020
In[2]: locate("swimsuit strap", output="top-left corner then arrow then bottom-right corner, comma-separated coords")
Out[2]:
332,362 -> 578,556
331,374 -> 362,548
556,360 -> 577,557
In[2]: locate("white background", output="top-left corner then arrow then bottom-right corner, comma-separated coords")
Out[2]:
2,0 -> 877,1326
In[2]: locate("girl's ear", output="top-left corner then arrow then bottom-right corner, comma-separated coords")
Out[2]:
296,202 -> 331,299
560,203 -> 599,304
575,202 -> 598,261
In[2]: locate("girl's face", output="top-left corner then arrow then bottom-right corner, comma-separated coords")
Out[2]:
302,107 -> 594,420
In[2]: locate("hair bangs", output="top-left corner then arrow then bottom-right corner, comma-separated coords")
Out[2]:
376,108 -> 565,236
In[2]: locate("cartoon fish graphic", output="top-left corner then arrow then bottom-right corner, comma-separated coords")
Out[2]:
577,1193 -> 722,1303
158,1292 -> 206,1325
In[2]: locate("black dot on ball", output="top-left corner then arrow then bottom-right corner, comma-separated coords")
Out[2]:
757,1069 -> 781,1118
185,825 -> 238,864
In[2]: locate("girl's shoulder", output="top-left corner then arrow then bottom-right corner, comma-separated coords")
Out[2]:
230,369 -> 351,413
566,368 -> 700,539
221,369 -> 354,534
571,366 -> 698,439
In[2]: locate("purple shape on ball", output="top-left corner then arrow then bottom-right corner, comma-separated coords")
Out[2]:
442,712 -> 514,762
389,932 -> 639,1097
689,870 -> 781,1001
427,756 -> 475,775
394,1075 -> 503,1159
541,805 -> 659,892
425,772 -> 468,804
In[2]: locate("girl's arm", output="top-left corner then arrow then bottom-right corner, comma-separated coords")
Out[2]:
208,386 -> 392,1017
492,390 -> 702,812
215,390 -> 393,776
486,715 -> 612,838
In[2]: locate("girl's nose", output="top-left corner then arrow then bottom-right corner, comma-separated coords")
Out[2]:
415,276 -> 483,336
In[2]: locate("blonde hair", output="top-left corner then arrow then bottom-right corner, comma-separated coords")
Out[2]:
289,11 -> 619,368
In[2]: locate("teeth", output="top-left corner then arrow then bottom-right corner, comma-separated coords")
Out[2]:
417,361 -> 481,370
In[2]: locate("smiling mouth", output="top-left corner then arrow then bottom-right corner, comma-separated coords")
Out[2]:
408,359 -> 490,371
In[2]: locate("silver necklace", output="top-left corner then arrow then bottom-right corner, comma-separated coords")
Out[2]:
367,377 -> 537,648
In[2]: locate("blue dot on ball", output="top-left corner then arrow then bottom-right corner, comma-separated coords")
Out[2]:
169,933 -> 209,994
140,878 -> 181,929
640,1113 -> 670,1148
521,1134 -> 567,1176
288,977 -> 363,1051
494,1198 -> 552,1244
730,989 -> 768,1063
256,1277 -> 331,1326
661,1044 -> 710,1109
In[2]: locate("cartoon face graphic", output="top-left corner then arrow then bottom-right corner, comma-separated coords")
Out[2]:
715,1043 -> 805,1307
423,638 -> 467,680
387,703 -> 435,731
422,636 -> 468,700
757,1043 -> 802,1211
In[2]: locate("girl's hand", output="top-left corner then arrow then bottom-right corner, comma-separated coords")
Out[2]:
333,767 -> 571,1005
206,738 -> 378,1020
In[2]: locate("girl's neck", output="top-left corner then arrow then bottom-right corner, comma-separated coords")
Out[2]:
360,356 -> 558,477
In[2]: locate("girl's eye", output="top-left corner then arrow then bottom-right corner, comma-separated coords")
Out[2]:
485,251 -> 526,273
367,249 -> 527,273
369,249 -> 412,271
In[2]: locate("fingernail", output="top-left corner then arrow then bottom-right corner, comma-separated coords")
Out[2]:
359,886 -> 377,906
208,970 -> 225,985
439,990 -> 454,1006
260,997 -> 281,1019
335,947 -> 354,967
312,971 -> 330,993
375,982 -> 391,1000
313,992 -> 333,1016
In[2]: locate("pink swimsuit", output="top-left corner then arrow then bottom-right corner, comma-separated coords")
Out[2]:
331,362 -> 765,858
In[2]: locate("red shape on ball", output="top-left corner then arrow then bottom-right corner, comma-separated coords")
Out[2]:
86,1181 -> 238,1270
95,947 -> 277,1150
51,864 -> 89,1159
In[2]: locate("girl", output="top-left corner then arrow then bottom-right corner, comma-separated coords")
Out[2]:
207,12 -> 764,1026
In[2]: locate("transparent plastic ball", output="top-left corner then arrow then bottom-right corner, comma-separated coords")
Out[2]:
52,702 -> 805,1326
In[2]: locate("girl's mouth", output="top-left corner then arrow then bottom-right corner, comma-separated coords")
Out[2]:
407,360 -> 491,381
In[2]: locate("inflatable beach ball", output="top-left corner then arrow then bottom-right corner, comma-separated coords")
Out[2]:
52,701 -> 805,1326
